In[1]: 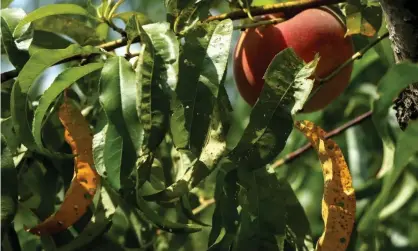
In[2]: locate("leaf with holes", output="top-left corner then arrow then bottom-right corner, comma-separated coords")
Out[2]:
229,48 -> 318,170
26,102 -> 100,235
295,120 -> 355,251
171,19 -> 233,155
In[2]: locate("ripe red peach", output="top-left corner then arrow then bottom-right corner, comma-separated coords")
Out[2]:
233,8 -> 354,112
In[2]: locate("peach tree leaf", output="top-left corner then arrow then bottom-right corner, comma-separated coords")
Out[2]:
295,120 -> 355,251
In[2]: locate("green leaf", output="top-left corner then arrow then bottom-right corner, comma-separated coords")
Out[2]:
99,56 -> 142,152
229,48 -> 318,169
1,0 -> 13,8
93,124 -> 124,191
136,196 -> 202,233
133,20 -> 178,152
180,194 -> 210,226
173,1 -> 211,35
1,17 -> 30,70
171,19 -> 233,155
344,1 -> 382,37
143,85 -> 232,202
235,168 -> 310,251
29,30 -> 73,54
0,8 -> 26,32
13,4 -> 92,38
1,117 -> 20,154
98,57 -> 141,191
10,44 -> 100,154
1,136 -> 18,230
379,171 -> 417,220
112,11 -> 151,25
32,15 -> 105,46
208,161 -> 239,250
58,184 -> 117,251
32,63 -> 104,153
136,152 -> 154,190
359,63 -> 418,235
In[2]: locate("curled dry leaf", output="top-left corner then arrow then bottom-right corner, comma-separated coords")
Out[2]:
294,120 -> 356,251
26,102 -> 100,235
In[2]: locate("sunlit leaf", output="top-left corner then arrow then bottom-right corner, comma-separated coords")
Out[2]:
93,124 -> 123,191
27,101 -> 100,235
344,1 -> 382,37
98,56 -> 141,191
1,16 -> 29,70
32,15 -> 105,46
0,8 -> 26,33
13,4 -> 93,38
295,120 -> 355,251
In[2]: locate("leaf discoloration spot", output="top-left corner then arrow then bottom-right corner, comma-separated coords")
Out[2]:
295,120 -> 355,251
26,101 -> 100,235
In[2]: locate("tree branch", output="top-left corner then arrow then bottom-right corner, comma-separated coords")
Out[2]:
271,110 -> 372,168
379,0 -> 418,130
205,0 -> 346,22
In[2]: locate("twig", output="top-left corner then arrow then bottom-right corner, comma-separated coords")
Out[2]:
205,0 -> 345,22
317,32 -> 390,84
305,32 -> 390,104
192,198 -> 215,215
233,17 -> 286,30
103,19 -> 127,37
271,110 -> 372,168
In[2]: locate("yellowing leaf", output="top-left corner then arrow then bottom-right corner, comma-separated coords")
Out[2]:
26,101 -> 100,235
295,120 -> 355,251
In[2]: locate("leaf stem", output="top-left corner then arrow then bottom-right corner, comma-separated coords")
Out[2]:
192,197 -> 215,215
270,110 -> 372,169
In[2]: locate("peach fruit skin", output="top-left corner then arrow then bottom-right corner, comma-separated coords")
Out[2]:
233,8 -> 355,112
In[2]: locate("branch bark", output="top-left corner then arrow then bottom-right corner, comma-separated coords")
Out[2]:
271,111 -> 372,168
379,0 -> 418,129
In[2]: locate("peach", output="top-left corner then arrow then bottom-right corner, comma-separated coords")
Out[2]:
233,8 -> 354,112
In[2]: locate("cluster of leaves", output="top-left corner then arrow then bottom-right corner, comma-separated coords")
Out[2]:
1,0 -> 418,251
